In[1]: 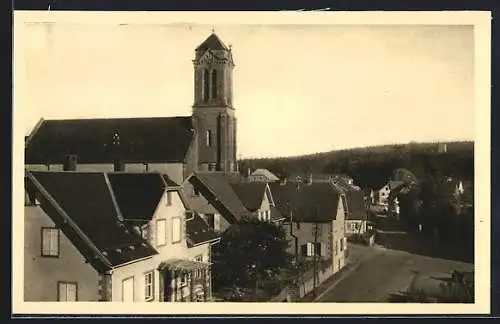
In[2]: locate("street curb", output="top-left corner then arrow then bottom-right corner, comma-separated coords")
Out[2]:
313,249 -> 384,302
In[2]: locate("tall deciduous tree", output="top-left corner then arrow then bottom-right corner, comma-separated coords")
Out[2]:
211,217 -> 292,296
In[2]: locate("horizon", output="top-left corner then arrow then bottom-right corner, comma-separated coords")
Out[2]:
16,18 -> 475,159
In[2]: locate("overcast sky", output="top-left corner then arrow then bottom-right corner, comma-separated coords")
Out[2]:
16,19 -> 474,158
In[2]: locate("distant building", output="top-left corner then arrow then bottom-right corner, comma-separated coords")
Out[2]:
25,171 -> 219,302
248,168 -> 280,183
437,142 -> 448,153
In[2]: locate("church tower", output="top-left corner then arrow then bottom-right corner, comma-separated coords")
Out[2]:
192,32 -> 237,173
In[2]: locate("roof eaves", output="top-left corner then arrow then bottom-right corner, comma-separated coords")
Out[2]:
25,118 -> 45,148
111,253 -> 158,269
27,171 -> 113,270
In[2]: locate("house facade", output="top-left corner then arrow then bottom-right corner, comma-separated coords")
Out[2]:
24,32 -> 238,184
25,171 -> 219,302
269,181 -> 347,273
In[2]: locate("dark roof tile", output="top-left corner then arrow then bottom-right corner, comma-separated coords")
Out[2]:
229,182 -> 267,212
190,172 -> 250,221
269,182 -> 340,223
107,173 -> 166,221
186,214 -> 219,247
195,33 -> 229,51
25,117 -> 194,164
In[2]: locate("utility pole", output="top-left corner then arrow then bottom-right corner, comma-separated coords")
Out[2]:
312,220 -> 319,298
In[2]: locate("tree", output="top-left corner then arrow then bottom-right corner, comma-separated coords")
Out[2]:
211,217 -> 292,298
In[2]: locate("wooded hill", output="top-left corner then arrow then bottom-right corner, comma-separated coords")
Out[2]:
239,141 -> 474,190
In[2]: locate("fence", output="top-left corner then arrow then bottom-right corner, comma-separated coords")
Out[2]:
271,259 -> 334,302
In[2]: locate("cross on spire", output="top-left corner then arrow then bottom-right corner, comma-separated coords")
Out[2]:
211,26 -> 215,33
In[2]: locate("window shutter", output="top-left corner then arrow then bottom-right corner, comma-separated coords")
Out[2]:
58,283 -> 67,301
300,244 -> 307,257
67,284 -> 77,301
316,243 -> 323,257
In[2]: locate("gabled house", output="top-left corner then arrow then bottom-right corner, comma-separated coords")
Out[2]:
24,171 -> 219,302
269,181 -> 347,274
375,180 -> 405,208
248,168 -> 280,183
183,172 -> 285,233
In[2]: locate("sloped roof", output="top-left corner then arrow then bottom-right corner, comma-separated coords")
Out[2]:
269,182 -> 341,223
186,213 -> 220,247
250,169 -> 280,182
27,171 -> 158,270
344,188 -> 367,221
195,33 -> 229,51
188,172 -> 251,222
107,172 -> 176,221
25,117 -> 194,164
229,182 -> 267,211
270,205 -> 286,222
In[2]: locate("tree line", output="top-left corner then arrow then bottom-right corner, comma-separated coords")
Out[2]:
239,141 -> 473,190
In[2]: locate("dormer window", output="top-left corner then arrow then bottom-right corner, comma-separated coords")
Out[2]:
141,224 -> 150,241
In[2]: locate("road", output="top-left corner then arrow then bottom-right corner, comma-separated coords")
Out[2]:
315,214 -> 474,303
316,243 -> 473,302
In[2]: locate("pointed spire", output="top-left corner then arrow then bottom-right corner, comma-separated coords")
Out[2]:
195,32 -> 229,51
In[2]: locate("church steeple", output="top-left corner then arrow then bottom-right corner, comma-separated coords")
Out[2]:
192,32 -> 237,173
193,32 -> 234,108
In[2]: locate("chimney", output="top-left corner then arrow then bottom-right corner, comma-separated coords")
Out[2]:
63,154 -> 78,171
114,158 -> 125,172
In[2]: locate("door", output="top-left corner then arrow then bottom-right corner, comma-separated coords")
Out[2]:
163,271 -> 173,301
122,277 -> 134,302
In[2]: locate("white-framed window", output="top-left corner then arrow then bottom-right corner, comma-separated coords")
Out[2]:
206,130 -> 212,146
208,163 -> 216,171
172,217 -> 182,244
156,219 -> 167,246
41,227 -> 60,257
58,282 -> 77,301
122,276 -> 134,302
144,271 -> 154,301
306,242 -> 315,256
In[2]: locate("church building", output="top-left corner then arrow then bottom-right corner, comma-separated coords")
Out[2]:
24,32 -> 238,184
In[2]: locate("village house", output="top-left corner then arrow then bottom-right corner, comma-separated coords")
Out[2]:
269,179 -> 347,274
183,172 -> 285,233
247,168 -> 280,183
24,171 -> 219,302
333,182 -> 370,238
24,32 -> 238,185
